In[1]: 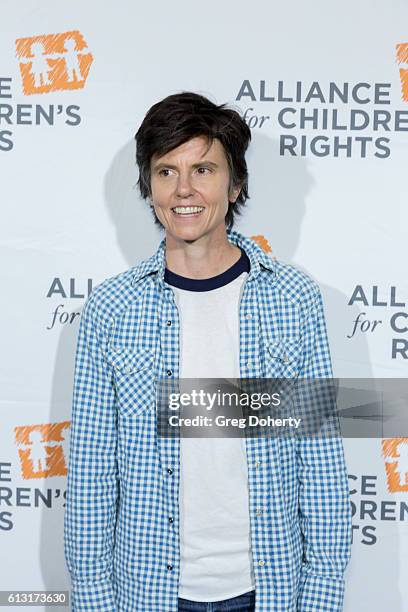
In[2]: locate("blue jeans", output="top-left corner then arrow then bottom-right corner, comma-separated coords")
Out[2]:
178,589 -> 255,611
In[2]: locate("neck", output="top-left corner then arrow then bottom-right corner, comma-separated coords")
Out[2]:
164,228 -> 241,279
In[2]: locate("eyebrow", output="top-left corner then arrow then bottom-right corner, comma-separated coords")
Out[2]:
152,160 -> 219,172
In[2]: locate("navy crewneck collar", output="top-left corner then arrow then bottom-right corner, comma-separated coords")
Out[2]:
164,246 -> 250,292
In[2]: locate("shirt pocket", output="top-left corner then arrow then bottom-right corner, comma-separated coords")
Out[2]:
266,338 -> 302,379
106,345 -> 156,418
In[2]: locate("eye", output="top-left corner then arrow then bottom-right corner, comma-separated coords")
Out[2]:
158,168 -> 172,177
197,166 -> 211,174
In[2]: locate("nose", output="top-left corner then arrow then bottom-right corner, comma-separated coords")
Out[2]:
176,172 -> 194,199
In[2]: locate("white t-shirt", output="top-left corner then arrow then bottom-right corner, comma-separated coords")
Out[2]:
164,248 -> 256,602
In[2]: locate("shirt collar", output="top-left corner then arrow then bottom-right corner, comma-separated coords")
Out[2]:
130,229 -> 277,287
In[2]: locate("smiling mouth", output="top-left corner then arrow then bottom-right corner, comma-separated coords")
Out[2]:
171,206 -> 205,216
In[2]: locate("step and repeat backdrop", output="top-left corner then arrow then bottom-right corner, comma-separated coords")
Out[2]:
1,1 -> 408,610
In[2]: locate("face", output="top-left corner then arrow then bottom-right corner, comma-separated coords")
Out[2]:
149,136 -> 241,244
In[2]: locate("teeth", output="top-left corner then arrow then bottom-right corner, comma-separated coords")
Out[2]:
172,206 -> 204,214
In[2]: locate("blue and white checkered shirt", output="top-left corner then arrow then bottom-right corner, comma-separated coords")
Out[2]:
64,229 -> 352,611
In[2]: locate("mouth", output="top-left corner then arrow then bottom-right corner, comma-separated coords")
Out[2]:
171,206 -> 205,218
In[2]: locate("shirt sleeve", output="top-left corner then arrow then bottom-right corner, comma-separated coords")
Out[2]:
296,288 -> 352,612
64,295 -> 118,611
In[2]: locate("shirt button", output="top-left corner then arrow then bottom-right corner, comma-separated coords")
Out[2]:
166,320 -> 172,326
255,461 -> 261,469
283,354 -> 289,363
246,313 -> 253,319
167,564 -> 174,571
168,517 -> 174,523
258,559 -> 266,567
255,508 -> 263,516
167,468 -> 173,475
167,369 -> 173,376
246,360 -> 252,368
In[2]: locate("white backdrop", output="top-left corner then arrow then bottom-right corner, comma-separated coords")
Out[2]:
1,1 -> 408,610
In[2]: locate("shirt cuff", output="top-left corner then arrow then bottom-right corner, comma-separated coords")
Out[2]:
297,572 -> 345,612
70,580 -> 116,611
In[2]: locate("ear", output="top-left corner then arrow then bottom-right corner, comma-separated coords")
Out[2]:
229,184 -> 242,204
228,179 -> 242,204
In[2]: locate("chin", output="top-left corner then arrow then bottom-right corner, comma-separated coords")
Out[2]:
168,227 -> 205,243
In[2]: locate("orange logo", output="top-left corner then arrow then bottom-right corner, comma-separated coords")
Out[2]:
251,234 -> 274,255
382,438 -> 408,492
15,30 -> 93,95
14,421 -> 70,479
396,43 -> 408,102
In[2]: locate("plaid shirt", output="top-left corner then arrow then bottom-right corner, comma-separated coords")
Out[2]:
64,229 -> 352,611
